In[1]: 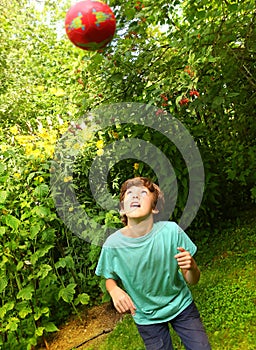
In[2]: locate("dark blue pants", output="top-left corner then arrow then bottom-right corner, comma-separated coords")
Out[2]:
136,302 -> 211,350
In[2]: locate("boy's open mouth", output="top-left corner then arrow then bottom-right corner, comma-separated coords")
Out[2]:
130,202 -> 141,208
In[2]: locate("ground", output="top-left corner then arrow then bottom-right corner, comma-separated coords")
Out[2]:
37,302 -> 123,350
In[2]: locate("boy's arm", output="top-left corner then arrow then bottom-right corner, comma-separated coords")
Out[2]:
106,278 -> 136,316
174,247 -> 200,285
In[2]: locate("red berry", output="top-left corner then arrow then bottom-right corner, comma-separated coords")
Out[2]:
189,90 -> 200,97
155,109 -> 164,116
160,94 -> 168,101
179,98 -> 190,106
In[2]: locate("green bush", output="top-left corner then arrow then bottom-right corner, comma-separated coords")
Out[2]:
0,126 -> 103,348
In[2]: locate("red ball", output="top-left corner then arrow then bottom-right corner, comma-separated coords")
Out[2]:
65,0 -> 116,51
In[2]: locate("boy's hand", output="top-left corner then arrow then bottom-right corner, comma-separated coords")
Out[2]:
174,247 -> 200,285
174,247 -> 196,270
109,286 -> 136,316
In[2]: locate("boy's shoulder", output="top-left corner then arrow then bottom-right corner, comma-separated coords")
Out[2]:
155,220 -> 179,232
102,229 -> 124,248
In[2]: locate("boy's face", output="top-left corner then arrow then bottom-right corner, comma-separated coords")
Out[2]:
122,185 -> 157,220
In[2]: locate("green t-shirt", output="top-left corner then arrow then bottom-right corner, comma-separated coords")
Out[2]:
95,221 -> 197,325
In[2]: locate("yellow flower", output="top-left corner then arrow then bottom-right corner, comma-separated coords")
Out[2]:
96,149 -> 104,157
44,144 -> 55,158
36,85 -> 45,92
69,207 -> 74,212
50,88 -> 66,97
74,143 -> 81,150
35,176 -> 44,183
37,129 -> 58,143
133,163 -> 139,171
96,140 -> 104,149
64,176 -> 73,183
15,135 -> 36,145
10,125 -> 19,135
55,89 -> 66,97
58,122 -> 69,135
37,128 -> 49,139
29,149 -> 42,158
13,173 -> 21,179
0,144 -> 9,152
25,144 -> 34,155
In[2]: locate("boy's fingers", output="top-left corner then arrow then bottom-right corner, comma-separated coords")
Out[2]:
126,297 -> 136,315
177,247 -> 186,252
174,247 -> 189,258
117,295 -> 136,315
129,306 -> 136,316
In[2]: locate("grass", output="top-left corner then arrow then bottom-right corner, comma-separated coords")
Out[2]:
87,210 -> 256,350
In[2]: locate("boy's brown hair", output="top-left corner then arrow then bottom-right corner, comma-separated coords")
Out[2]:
119,177 -> 165,226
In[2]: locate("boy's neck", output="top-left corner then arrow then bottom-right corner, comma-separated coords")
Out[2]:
121,215 -> 154,238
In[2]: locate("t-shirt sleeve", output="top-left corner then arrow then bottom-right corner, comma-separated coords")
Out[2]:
95,246 -> 118,280
176,224 -> 197,256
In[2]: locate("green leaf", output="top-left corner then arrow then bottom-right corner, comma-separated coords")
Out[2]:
30,245 -> 54,265
74,293 -> 90,306
43,322 -> 59,333
0,301 -> 15,319
36,264 -> 52,279
0,190 -> 7,203
30,223 -> 42,239
93,53 -> 104,64
0,175 -> 8,183
16,261 -> 24,271
17,285 -> 34,301
34,306 -> 50,321
227,92 -> 240,98
0,163 -> 5,174
33,184 -> 49,198
35,327 -> 45,337
251,187 -> 256,203
55,256 -> 75,269
212,96 -> 224,108
0,276 -> 8,293
41,228 -> 56,243
5,317 -> 20,332
5,214 -> 20,230
32,206 -> 51,218
125,8 -> 136,20
18,305 -> 32,319
58,283 -> 77,303
0,226 -> 6,238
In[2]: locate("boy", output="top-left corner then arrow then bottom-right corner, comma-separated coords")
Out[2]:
95,177 -> 211,350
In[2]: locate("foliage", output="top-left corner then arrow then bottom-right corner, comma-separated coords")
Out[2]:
0,1 -> 100,348
88,213 -> 256,350
74,0 -> 256,216
0,123 -> 103,348
0,0 -> 256,348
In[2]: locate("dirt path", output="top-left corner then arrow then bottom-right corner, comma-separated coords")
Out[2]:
37,303 -> 123,350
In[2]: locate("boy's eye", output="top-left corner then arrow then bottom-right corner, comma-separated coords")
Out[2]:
125,188 -> 148,197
